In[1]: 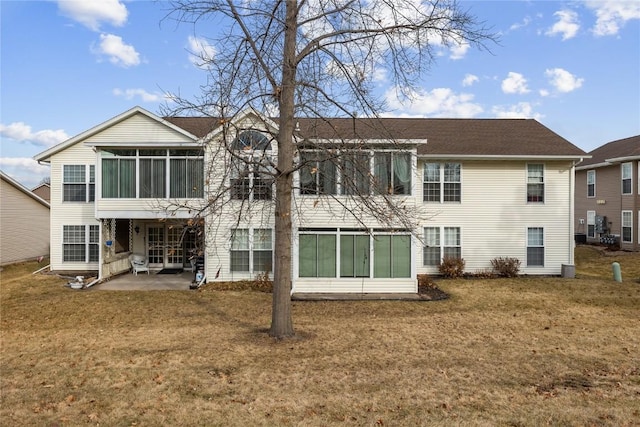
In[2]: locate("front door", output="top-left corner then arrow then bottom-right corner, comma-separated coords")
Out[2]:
147,224 -> 185,269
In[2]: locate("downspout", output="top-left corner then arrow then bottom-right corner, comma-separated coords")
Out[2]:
568,159 -> 581,266
87,149 -> 104,289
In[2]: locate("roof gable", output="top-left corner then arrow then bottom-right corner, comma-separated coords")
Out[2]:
0,171 -> 50,208
578,135 -> 640,168
34,106 -> 198,162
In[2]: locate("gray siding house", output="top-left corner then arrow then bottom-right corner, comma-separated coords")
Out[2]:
575,135 -> 640,251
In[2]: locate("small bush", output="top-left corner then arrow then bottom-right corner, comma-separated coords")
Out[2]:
438,257 -> 465,278
417,274 -> 437,289
490,257 -> 521,277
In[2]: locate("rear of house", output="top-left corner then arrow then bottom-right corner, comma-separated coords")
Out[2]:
575,135 -> 640,251
35,107 -> 587,292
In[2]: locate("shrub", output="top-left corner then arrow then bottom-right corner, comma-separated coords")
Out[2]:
438,256 -> 465,278
490,257 -> 521,277
417,274 -> 437,289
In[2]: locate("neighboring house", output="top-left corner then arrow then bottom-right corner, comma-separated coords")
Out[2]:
32,183 -> 51,202
575,135 -> 640,251
34,106 -> 587,293
0,171 -> 50,265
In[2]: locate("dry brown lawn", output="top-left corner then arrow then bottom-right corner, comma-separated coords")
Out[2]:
1,246 -> 639,426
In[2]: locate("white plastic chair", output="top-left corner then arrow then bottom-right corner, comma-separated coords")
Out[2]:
129,254 -> 150,275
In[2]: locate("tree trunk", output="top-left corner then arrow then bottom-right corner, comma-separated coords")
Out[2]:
269,0 -> 298,339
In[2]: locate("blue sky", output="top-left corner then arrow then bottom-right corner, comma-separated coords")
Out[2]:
1,0 -> 639,188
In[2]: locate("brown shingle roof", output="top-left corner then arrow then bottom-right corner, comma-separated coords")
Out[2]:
578,135 -> 640,167
165,116 -> 587,157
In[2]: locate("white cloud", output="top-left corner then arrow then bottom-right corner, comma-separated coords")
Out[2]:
545,68 -> 584,93
539,89 -> 550,97
510,16 -> 531,32
188,36 -> 216,69
501,72 -> 530,94
58,0 -> 128,31
492,102 -> 543,120
462,74 -> 479,87
113,88 -> 163,102
94,33 -> 140,67
0,158 -> 51,189
586,1 -> 640,36
384,86 -> 483,118
449,40 -> 470,60
546,10 -> 580,40
0,122 -> 68,147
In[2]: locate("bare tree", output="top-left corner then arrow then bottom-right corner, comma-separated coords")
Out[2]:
164,0 -> 496,339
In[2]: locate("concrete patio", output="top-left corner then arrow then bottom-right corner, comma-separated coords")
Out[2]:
91,270 -> 196,291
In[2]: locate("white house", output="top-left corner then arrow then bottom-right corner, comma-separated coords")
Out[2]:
34,106 -> 587,292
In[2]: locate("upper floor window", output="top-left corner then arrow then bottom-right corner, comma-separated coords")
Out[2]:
374,152 -> 411,195
527,164 -> 544,203
423,162 -> 461,202
63,165 -> 95,202
621,162 -> 632,195
587,170 -> 595,198
297,149 -> 410,197
230,131 -> 273,201
300,151 -> 337,195
101,149 -> 203,199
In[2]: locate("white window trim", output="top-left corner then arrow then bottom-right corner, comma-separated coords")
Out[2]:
621,162 -> 632,195
586,170 -> 596,198
230,228 -> 273,273
423,162 -> 462,203
62,164 -> 95,203
587,210 -> 596,238
526,227 -> 545,267
621,211 -> 633,244
526,163 -> 545,204
62,224 -> 99,263
422,226 -> 462,266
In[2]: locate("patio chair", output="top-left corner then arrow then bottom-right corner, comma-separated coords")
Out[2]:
129,254 -> 150,275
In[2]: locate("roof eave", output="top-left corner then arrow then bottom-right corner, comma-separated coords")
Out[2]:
417,154 -> 588,161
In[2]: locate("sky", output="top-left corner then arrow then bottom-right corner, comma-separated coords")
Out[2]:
1,0 -> 639,189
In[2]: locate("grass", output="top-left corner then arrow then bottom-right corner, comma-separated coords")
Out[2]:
1,246 -> 639,426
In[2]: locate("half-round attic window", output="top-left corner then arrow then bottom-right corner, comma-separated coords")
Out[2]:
232,130 -> 272,151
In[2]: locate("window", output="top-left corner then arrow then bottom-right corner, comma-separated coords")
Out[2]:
340,234 -> 370,277
340,152 -> 370,195
300,151 -> 337,195
527,227 -> 544,267
299,234 -> 337,277
527,164 -> 544,202
423,226 -> 461,266
63,225 -> 99,262
298,229 -> 410,278
622,162 -> 632,195
230,228 -> 273,273
170,150 -> 204,198
102,151 -> 136,198
373,234 -> 411,278
587,170 -> 595,198
423,163 -> 461,202
587,210 -> 596,238
374,152 -> 411,195
63,165 -> 95,202
622,211 -> 632,243
139,150 -> 166,198
230,131 -> 273,201
102,149 -> 204,199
